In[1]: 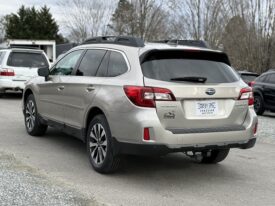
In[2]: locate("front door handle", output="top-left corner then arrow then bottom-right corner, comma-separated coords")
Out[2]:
57,86 -> 65,91
86,86 -> 95,92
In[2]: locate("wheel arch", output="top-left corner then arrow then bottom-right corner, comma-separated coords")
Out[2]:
253,90 -> 264,99
23,89 -> 34,107
84,106 -> 107,142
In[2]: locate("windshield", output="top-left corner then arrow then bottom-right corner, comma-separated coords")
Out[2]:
141,51 -> 239,84
7,52 -> 48,68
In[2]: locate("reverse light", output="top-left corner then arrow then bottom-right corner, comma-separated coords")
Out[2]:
238,87 -> 254,106
123,86 -> 176,108
0,68 -> 15,76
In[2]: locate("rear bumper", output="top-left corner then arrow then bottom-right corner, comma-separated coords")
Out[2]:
109,106 -> 258,147
112,137 -> 257,156
0,79 -> 25,91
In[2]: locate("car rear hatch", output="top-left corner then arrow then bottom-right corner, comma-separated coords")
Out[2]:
4,51 -> 49,81
140,49 -> 252,134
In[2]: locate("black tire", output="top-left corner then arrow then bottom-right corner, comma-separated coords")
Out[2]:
24,94 -> 47,136
86,114 -> 121,174
200,149 -> 230,164
254,95 -> 265,115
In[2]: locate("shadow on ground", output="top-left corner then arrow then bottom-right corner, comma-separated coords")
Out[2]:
0,92 -> 23,100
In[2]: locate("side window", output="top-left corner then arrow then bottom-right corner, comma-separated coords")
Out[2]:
96,51 -> 110,77
76,50 -> 106,76
266,74 -> 275,84
107,51 -> 128,77
50,50 -> 83,75
256,75 -> 266,83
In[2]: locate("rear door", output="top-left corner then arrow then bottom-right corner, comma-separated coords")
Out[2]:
62,49 -> 107,129
141,50 -> 248,132
263,74 -> 275,109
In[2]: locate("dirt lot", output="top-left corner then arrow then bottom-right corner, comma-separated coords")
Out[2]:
0,93 -> 275,206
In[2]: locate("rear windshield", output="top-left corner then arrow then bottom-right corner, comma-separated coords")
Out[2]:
7,52 -> 48,68
241,74 -> 258,82
141,50 -> 239,83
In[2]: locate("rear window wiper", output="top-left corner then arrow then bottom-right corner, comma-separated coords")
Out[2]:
170,76 -> 207,83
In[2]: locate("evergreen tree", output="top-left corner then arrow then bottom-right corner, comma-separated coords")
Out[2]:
4,5 -> 65,43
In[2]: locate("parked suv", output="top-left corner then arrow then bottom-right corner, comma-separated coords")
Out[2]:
22,36 -> 258,173
0,48 -> 50,96
253,70 -> 275,115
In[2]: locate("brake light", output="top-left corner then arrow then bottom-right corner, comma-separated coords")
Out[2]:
0,68 -> 15,76
248,81 -> 255,87
123,86 -> 176,108
238,87 -> 254,106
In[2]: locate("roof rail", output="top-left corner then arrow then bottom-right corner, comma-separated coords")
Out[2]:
151,40 -> 210,48
81,36 -> 145,47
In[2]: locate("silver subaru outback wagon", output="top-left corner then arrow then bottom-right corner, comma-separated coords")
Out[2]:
22,36 -> 258,173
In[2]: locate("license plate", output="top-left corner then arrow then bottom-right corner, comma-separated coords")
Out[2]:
195,100 -> 218,116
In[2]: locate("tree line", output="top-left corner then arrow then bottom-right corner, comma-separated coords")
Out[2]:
0,0 -> 275,73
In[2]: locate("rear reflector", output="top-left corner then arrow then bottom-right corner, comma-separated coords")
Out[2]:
143,128 -> 150,141
124,86 -> 176,108
253,123 -> 258,135
238,87 -> 254,106
0,68 -> 15,76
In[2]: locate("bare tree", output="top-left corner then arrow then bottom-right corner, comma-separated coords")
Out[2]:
59,0 -> 117,43
171,0 -> 228,48
110,0 -> 171,40
223,0 -> 275,72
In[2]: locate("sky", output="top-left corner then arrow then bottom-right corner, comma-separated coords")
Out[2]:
0,0 -> 65,33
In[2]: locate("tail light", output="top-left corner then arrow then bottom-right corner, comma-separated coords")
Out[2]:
248,81 -> 255,87
238,87 -> 254,106
123,86 -> 176,108
0,68 -> 15,76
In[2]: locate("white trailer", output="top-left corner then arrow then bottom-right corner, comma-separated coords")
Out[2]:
4,39 -> 56,63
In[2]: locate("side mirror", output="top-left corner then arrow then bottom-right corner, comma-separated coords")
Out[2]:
38,67 -> 50,81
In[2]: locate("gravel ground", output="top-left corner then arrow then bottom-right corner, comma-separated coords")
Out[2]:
257,112 -> 275,144
0,152 -> 97,206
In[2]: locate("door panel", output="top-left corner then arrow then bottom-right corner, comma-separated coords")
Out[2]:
62,76 -> 102,129
37,75 -> 65,123
263,74 -> 275,108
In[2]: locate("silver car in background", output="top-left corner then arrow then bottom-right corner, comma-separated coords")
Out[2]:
22,36 -> 258,173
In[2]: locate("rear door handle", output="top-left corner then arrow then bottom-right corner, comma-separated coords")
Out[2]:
86,86 -> 95,92
57,86 -> 65,91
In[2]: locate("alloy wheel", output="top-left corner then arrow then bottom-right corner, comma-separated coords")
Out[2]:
88,123 -> 108,165
25,100 -> 36,131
